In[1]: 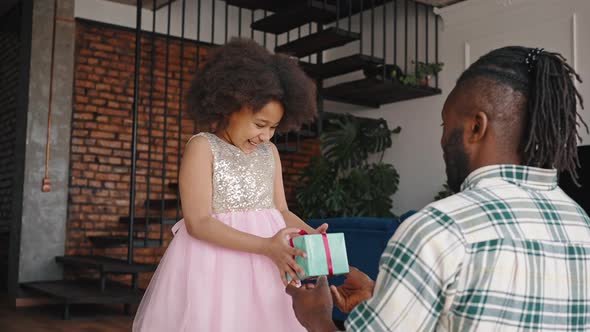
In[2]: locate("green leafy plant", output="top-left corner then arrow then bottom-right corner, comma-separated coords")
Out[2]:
415,61 -> 444,78
397,61 -> 444,87
398,73 -> 419,86
296,114 -> 401,219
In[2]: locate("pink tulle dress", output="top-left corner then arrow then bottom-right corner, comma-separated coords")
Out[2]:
133,132 -> 305,332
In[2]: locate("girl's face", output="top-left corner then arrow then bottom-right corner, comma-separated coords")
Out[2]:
222,100 -> 284,154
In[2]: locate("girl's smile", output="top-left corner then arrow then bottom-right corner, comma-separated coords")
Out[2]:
218,100 -> 284,154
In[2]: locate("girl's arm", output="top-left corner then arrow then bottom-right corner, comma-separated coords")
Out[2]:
271,144 -> 328,234
181,136 -> 290,253
180,136 -> 306,284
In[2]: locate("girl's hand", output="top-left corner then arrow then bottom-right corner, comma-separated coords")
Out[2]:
311,223 -> 329,234
263,227 -> 307,286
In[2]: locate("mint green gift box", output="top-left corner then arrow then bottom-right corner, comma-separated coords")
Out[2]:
288,233 -> 349,281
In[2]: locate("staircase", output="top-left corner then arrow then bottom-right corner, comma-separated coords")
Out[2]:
21,182 -> 181,319
226,0 -> 440,108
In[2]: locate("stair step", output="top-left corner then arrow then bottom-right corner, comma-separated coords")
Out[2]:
119,216 -> 177,226
21,279 -> 144,305
251,0 -> 389,34
251,2 -> 337,34
247,0 -> 393,34
322,77 -> 441,108
275,27 -> 359,58
143,198 -> 179,210
301,54 -> 383,79
223,0 -> 299,11
56,255 -> 156,273
87,235 -> 161,248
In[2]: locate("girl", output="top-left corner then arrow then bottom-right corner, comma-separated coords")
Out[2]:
133,38 -> 327,331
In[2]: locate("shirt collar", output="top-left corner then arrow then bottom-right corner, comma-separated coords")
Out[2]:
460,164 -> 558,192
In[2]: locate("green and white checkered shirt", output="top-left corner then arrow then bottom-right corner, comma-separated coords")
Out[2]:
346,165 -> 590,331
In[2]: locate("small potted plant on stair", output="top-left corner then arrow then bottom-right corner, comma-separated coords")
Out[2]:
384,61 -> 444,88
414,61 -> 444,87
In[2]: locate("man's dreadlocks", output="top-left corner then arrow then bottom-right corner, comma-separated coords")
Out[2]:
457,46 -> 588,183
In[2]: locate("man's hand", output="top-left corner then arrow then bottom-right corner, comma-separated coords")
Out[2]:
286,276 -> 338,332
330,267 -> 375,313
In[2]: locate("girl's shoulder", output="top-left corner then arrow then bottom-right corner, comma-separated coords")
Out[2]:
185,132 -> 214,158
187,132 -> 212,144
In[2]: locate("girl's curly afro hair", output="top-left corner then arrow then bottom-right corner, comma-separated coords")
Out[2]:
187,38 -> 317,133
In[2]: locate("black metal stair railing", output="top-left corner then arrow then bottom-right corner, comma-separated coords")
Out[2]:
46,1 -> 445,265
121,0 -> 443,256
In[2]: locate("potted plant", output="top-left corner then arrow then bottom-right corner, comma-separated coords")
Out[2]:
363,63 -> 405,82
296,113 -> 401,219
414,61 -> 444,87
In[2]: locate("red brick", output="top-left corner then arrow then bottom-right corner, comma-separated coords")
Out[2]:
76,80 -> 94,89
75,96 -> 89,104
90,131 -> 116,140
96,173 -> 120,181
72,129 -> 89,137
102,108 -> 128,117
90,42 -> 114,52
88,146 -> 113,156
90,98 -> 107,106
89,180 -> 102,188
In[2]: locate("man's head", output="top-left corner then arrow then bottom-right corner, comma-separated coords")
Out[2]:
441,46 -> 588,192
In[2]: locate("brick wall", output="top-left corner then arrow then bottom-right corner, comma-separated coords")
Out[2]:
0,6 -> 22,290
69,20 -> 203,268
280,138 -> 321,215
69,20 -> 320,288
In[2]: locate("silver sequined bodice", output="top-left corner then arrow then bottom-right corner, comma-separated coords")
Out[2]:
196,132 -> 275,214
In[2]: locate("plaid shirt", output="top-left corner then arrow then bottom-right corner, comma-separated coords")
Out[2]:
346,165 -> 590,332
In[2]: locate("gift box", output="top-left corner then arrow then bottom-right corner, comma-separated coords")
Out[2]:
288,232 -> 349,281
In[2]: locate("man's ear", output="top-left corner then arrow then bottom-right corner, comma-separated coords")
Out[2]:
467,111 -> 488,143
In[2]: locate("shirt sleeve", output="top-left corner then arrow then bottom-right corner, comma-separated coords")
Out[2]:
345,207 -> 466,332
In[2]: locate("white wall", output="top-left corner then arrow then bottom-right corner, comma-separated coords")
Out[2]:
322,1 -> 446,215
325,0 -> 590,214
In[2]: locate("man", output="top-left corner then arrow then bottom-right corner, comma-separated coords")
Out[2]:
287,46 -> 590,331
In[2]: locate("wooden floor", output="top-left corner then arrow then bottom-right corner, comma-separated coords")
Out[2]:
0,302 -> 133,332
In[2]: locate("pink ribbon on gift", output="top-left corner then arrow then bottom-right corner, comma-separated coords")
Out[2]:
289,230 -> 334,276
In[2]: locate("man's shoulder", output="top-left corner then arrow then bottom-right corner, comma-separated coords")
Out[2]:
423,190 -> 483,220
401,189 -> 494,242
395,197 -> 467,242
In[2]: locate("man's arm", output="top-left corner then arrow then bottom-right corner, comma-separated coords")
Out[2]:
345,207 -> 465,331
